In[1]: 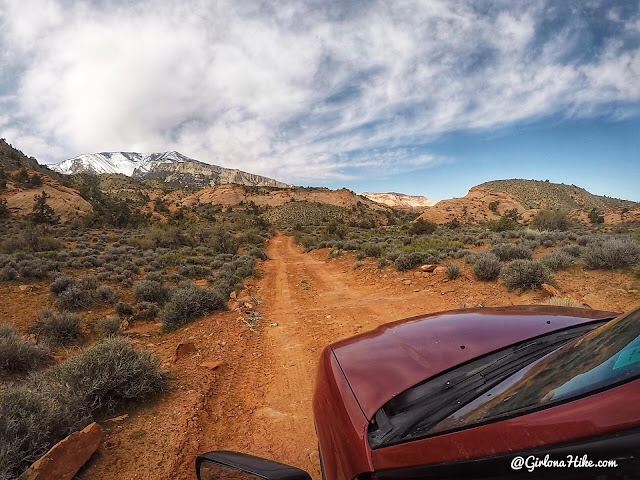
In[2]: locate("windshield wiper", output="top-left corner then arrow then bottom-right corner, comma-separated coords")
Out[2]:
368,323 -> 603,449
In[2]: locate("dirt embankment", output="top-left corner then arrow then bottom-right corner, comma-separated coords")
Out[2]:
73,235 -> 639,479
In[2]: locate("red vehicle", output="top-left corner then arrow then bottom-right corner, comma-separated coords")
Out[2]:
197,305 -> 640,480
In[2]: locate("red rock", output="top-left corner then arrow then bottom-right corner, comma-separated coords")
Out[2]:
201,360 -> 223,371
19,422 -> 104,480
541,283 -> 560,297
433,266 -> 446,274
174,342 -> 196,362
419,264 -> 438,272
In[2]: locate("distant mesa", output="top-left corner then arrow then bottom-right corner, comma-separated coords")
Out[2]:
360,192 -> 436,209
49,151 -> 291,189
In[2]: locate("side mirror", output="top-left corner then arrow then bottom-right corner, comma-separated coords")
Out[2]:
196,451 -> 313,480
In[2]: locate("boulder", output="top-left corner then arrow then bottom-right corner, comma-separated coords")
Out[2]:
541,283 -> 560,297
200,360 -> 223,371
419,264 -> 437,272
174,342 -> 197,362
19,422 -> 104,480
434,266 -> 446,274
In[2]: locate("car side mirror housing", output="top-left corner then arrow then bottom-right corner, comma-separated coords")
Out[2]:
196,451 -> 313,480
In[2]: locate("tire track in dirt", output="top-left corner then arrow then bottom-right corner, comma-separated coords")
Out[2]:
188,234 -> 451,479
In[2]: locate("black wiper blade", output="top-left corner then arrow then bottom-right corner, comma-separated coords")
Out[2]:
369,323 -> 603,449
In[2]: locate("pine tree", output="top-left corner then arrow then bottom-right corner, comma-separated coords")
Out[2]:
30,191 -> 59,225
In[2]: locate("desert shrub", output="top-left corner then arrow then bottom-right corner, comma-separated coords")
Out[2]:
134,302 -> 160,320
445,262 -> 461,280
473,253 -> 502,281
489,243 -> 532,261
543,297 -> 584,308
577,235 -> 596,246
162,286 -> 226,331
55,285 -> 92,310
0,324 -> 49,374
31,310 -> 83,346
559,244 -> 582,257
409,219 -> 437,235
95,285 -> 117,303
530,209 -> 570,231
500,260 -> 552,291
115,302 -> 134,316
582,237 -> 640,270
17,258 -> 60,279
362,243 -> 383,258
95,317 -> 121,337
394,251 -> 439,272
486,215 -> 518,232
49,274 -> 73,295
0,265 -> 18,281
377,257 -> 388,269
215,255 -> 256,297
0,338 -> 168,478
540,250 -> 575,271
134,280 -> 170,305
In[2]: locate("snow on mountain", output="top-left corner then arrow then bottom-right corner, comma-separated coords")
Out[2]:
49,151 -> 290,188
49,151 -> 193,176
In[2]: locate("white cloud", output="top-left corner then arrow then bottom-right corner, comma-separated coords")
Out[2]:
0,0 -> 638,182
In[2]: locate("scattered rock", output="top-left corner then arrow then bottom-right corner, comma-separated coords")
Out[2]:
18,284 -> 30,292
230,291 -> 237,300
419,264 -> 438,272
201,360 -> 223,371
434,266 -> 446,274
174,342 -> 197,362
403,279 -> 412,285
582,293 -> 609,311
541,283 -> 560,297
19,422 -> 104,480
106,414 -> 129,424
270,323 -> 278,327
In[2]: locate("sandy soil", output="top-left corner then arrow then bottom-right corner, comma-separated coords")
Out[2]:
23,234 -> 636,479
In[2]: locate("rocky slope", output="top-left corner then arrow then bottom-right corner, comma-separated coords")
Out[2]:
50,151 -> 290,189
360,192 -> 435,209
479,179 -> 635,210
418,181 -> 639,226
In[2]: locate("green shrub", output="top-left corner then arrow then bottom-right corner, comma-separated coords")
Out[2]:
394,252 -> 439,272
486,216 -> 518,232
409,219 -> 437,235
489,243 -> 532,261
445,262 -> 461,280
162,286 -> 227,331
473,253 -> 502,281
530,209 -> 570,231
501,260 -> 552,291
55,285 -> 93,310
582,237 -> 640,269
0,324 -> 49,374
31,310 -> 83,346
95,285 -> 117,303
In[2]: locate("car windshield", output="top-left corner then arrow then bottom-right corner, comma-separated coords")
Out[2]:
429,307 -> 640,435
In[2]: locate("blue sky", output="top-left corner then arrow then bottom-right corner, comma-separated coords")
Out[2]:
0,0 -> 638,201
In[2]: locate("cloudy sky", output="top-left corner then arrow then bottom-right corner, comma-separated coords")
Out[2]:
1,0 -> 639,200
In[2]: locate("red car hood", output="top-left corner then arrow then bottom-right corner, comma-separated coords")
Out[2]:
330,305 -> 618,420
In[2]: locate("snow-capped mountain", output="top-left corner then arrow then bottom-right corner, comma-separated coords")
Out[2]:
49,151 -> 290,188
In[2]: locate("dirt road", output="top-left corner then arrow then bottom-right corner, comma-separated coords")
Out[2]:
79,234 -> 637,479
190,234 -> 482,478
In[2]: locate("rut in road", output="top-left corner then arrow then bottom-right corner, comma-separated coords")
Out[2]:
187,234 -> 450,479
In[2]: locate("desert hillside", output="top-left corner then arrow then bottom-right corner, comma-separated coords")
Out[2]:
419,180 -> 638,226
360,192 -> 436,209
